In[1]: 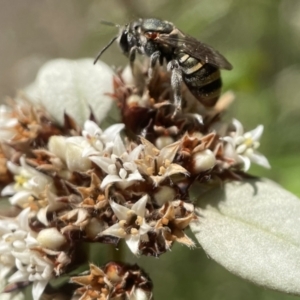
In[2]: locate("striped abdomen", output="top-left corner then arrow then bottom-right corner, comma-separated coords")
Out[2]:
177,52 -> 222,107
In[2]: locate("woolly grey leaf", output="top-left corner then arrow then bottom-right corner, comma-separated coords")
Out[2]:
25,58 -> 114,127
190,178 -> 300,295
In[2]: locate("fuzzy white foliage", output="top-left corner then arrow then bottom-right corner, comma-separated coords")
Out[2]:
25,58 -> 114,127
190,178 -> 300,295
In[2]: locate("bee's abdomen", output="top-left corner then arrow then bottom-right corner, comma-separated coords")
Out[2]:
177,53 -> 222,107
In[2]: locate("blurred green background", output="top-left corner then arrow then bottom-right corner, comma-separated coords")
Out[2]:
0,0 -> 299,299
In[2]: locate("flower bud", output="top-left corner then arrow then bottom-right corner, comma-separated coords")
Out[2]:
192,149 -> 216,174
155,136 -> 174,149
65,137 -> 92,172
37,228 -> 66,250
48,136 -> 67,161
154,186 -> 176,206
85,218 -> 104,239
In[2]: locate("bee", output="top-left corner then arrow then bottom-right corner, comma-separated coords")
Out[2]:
94,18 -> 232,113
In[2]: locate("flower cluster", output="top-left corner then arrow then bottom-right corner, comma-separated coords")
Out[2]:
71,262 -> 153,300
0,59 -> 270,299
0,208 -> 70,300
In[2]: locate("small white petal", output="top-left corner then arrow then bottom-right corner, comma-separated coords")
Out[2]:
8,270 -> 28,283
113,135 -> 126,157
232,119 -> 244,136
83,120 -> 102,136
127,170 -> 144,182
17,207 -> 31,231
12,252 -> 30,265
37,207 -> 49,226
12,240 -> 26,249
132,195 -> 148,217
239,155 -> 251,171
100,174 -> 122,189
223,142 -> 238,160
119,168 -> 127,179
25,234 -> 39,248
103,123 -> 125,141
248,124 -> 264,141
9,191 -> 33,206
128,144 -> 144,161
236,143 -> 247,154
32,280 -> 48,300
159,141 -> 180,162
139,223 -> 152,235
110,201 -> 130,220
250,152 -> 271,169
235,136 -> 245,145
1,184 -> 16,196
89,156 -> 112,173
126,234 -> 140,255
123,162 -> 137,172
102,223 -> 126,238
6,161 -> 21,175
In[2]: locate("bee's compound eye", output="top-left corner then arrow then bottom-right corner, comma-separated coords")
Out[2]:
119,32 -> 130,53
145,31 -> 158,39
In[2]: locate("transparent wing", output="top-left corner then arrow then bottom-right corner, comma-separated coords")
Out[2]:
156,34 -> 233,70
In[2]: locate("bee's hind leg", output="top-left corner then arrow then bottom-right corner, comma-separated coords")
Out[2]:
167,60 -> 183,117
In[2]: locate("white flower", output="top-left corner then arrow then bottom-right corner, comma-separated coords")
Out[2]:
46,122 -> 125,174
101,195 -> 152,255
81,120 -> 125,156
0,105 -> 18,141
90,135 -> 144,189
0,218 -> 20,280
36,188 -> 65,226
0,209 -> 36,278
0,208 -> 55,300
0,210 -> 28,300
223,119 -> 271,171
136,137 -> 189,186
8,251 -> 53,300
48,135 -> 92,173
1,157 -> 54,207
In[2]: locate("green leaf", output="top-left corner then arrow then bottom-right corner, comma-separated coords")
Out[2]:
190,178 -> 300,296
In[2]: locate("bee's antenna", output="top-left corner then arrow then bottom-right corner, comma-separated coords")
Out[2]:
100,20 -> 121,28
93,36 -> 118,64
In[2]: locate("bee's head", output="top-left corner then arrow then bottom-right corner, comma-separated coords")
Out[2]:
118,26 -> 130,55
118,21 -> 141,55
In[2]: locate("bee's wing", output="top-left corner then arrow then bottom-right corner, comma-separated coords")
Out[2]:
157,34 -> 233,70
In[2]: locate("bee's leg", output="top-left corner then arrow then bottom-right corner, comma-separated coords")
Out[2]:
148,51 -> 161,79
167,60 -> 182,117
129,46 -> 138,68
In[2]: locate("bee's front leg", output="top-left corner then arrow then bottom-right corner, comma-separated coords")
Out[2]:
129,46 -> 139,68
167,60 -> 183,117
148,51 -> 161,79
